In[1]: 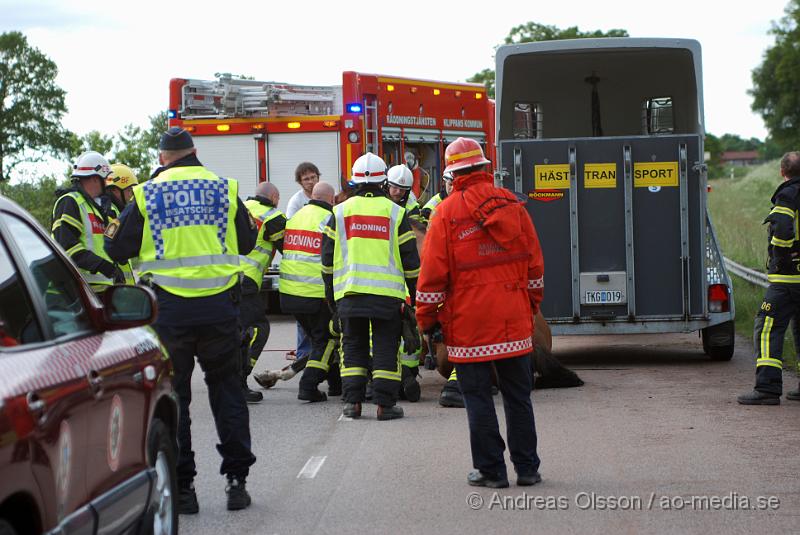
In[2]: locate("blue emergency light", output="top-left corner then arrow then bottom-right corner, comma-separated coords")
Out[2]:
167,109 -> 177,119
347,103 -> 363,113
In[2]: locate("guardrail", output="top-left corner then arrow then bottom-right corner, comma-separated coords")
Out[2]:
723,257 -> 769,288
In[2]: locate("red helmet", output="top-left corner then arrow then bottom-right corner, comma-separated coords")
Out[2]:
443,137 -> 490,174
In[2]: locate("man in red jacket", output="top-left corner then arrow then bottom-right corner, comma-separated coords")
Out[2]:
416,137 -> 544,488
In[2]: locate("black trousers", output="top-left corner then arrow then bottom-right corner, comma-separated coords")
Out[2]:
295,305 -> 340,392
341,315 -> 402,406
754,283 -> 800,394
155,319 -> 256,483
455,353 -> 540,479
239,281 -> 269,375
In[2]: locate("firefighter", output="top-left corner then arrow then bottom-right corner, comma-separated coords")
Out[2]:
385,164 -> 424,401
404,150 -> 430,201
105,127 -> 258,512
738,151 -> 800,405
321,152 -> 420,420
51,151 -> 126,292
421,171 -> 454,223
279,181 -> 342,401
386,164 -> 424,226
416,137 -> 544,488
240,182 -> 286,403
102,163 -> 138,285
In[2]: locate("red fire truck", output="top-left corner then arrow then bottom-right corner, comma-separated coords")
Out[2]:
167,71 -> 495,211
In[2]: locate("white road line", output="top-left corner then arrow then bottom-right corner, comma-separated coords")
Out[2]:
338,414 -> 353,422
297,456 -> 327,479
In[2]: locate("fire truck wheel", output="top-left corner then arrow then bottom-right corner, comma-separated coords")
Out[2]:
142,419 -> 178,535
702,321 -> 735,361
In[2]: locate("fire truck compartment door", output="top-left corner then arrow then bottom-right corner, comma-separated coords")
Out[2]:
267,132 -> 340,213
191,135 -> 259,200
499,134 -> 704,322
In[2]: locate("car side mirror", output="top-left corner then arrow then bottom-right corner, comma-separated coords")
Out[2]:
101,285 -> 158,329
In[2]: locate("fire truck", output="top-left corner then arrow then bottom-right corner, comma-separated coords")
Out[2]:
167,72 -> 494,210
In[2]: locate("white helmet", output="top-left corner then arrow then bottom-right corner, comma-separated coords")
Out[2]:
442,171 -> 453,182
351,152 -> 387,184
387,164 -> 413,189
71,151 -> 111,180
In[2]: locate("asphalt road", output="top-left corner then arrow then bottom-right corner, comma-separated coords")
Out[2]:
180,317 -> 800,535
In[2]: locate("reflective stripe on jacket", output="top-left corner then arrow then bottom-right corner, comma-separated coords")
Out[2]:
242,199 -> 285,288
279,202 -> 330,298
52,191 -> 115,288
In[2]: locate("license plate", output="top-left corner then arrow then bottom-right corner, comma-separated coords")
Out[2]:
584,290 -> 624,305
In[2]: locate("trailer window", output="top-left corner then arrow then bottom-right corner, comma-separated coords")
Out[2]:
513,102 -> 542,139
642,97 -> 674,135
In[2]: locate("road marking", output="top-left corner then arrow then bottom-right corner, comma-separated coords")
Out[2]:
338,414 -> 353,422
297,456 -> 327,479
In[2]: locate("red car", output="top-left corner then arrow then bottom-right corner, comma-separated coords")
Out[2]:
0,195 -> 178,535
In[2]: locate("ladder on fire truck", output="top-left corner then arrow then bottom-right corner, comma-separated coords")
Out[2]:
179,73 -> 343,119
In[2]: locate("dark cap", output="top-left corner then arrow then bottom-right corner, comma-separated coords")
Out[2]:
159,127 -> 194,150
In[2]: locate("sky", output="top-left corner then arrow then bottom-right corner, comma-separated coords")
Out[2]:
0,0 -> 790,145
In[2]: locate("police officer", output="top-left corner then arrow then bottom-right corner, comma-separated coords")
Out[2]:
105,127 -> 258,512
321,153 -> 420,420
102,163 -> 139,285
739,151 -> 800,405
421,171 -> 453,223
279,181 -> 341,401
52,151 -> 125,292
240,182 -> 286,403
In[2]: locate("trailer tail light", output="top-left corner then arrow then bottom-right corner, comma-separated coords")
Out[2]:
455,91 -> 462,97
216,124 -> 230,132
251,123 -> 265,131
475,93 -> 483,100
184,126 -> 196,133
347,103 -> 363,113
387,85 -> 395,92
433,89 -> 441,96
708,284 -> 730,313
287,122 -> 301,129
410,87 -> 418,94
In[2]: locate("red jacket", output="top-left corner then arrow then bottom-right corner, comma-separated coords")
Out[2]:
416,170 -> 544,363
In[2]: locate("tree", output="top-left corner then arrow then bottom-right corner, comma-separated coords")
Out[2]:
751,0 -> 800,152
112,111 -> 168,180
467,23 -> 629,97
0,31 -> 72,181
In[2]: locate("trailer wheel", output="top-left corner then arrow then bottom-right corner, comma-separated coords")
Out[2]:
702,321 -> 735,361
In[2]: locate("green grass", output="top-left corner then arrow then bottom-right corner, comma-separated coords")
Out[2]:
709,160 -> 799,371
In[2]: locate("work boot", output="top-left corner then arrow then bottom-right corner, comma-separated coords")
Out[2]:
786,385 -> 800,400
328,381 -> 342,397
517,472 -> 543,486
467,470 -> 509,489
439,381 -> 465,408
737,390 -> 780,405
298,389 -> 327,402
377,405 -> 404,421
400,367 -> 421,402
178,482 -> 199,515
242,376 -> 263,403
253,369 -> 280,389
342,402 -> 362,419
226,476 -> 251,511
